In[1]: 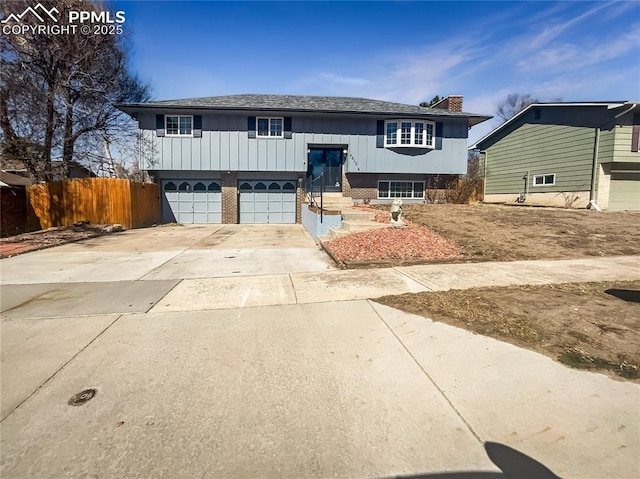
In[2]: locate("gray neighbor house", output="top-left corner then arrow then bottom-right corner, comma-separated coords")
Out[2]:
117,94 -> 490,225
473,101 -> 640,211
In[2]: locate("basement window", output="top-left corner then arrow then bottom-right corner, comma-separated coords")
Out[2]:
533,174 -> 555,186
378,180 -> 425,199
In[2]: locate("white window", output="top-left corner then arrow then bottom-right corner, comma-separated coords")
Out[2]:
533,174 -> 556,186
401,122 -> 412,145
384,119 -> 435,148
378,180 -> 425,199
165,115 -> 193,136
386,122 -> 398,145
257,117 -> 283,138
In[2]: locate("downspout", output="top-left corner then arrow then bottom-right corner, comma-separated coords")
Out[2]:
519,171 -> 529,203
589,127 -> 600,203
482,150 -> 488,200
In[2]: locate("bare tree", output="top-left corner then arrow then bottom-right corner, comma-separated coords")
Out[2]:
496,94 -> 539,123
0,0 -> 150,181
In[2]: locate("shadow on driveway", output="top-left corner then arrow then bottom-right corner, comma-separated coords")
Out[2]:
387,442 -> 561,479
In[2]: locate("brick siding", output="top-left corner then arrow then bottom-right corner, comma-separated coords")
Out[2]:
221,172 -> 238,223
343,173 -> 378,200
296,183 -> 303,223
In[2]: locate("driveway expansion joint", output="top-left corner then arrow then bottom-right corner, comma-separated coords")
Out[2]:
136,247 -> 193,281
144,279 -> 184,313
288,273 -> 299,304
0,313 -> 124,423
391,267 -> 435,291
366,299 -> 483,445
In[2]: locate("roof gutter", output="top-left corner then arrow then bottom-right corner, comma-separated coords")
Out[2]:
613,103 -> 637,119
473,102 -> 634,150
115,103 -> 491,123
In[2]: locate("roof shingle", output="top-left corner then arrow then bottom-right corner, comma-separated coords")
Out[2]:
117,94 -> 490,124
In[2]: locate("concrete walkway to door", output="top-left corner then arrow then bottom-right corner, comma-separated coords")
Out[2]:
1,224 -> 639,479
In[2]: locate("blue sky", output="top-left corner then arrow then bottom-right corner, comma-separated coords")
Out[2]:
116,0 -> 640,143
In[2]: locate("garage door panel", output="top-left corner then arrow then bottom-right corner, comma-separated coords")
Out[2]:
609,173 -> 640,211
179,212 -> 194,223
254,201 -> 268,214
239,181 -> 297,224
193,203 -> 208,213
268,202 -> 283,213
283,200 -> 296,213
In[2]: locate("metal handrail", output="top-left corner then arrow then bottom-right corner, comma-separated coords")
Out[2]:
303,173 -> 325,222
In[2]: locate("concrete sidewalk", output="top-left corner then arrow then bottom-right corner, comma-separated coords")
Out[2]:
2,255 -> 638,319
1,301 -> 638,478
148,255 -> 640,313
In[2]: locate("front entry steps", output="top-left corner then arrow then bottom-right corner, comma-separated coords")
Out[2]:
318,208 -> 389,242
308,193 -> 355,211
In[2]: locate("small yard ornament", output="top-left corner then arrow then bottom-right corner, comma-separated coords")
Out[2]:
390,198 -> 406,228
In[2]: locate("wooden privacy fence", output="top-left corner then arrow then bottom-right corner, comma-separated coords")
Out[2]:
27,178 -> 160,230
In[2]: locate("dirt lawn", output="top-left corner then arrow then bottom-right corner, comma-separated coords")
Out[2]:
399,203 -> 640,261
377,281 -> 640,382
374,204 -> 640,381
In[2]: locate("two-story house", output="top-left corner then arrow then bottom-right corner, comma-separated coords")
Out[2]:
117,94 -> 490,224
472,101 -> 640,211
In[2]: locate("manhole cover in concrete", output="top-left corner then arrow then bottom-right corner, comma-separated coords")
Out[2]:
68,388 -> 97,406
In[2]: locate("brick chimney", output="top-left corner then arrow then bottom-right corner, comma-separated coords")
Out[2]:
430,95 -> 463,112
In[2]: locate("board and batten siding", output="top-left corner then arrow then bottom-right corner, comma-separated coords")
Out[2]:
484,122 -> 596,194
139,112 -> 469,175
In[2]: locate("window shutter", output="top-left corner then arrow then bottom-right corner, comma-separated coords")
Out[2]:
248,116 -> 256,138
435,122 -> 443,150
193,115 -> 202,138
376,120 -> 384,148
284,117 -> 292,139
156,114 -> 165,137
632,113 -> 640,153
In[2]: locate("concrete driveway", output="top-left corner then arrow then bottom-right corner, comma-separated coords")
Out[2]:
1,225 -> 639,478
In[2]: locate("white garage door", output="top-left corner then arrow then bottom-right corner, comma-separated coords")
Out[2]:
609,173 -> 640,211
239,180 -> 297,224
162,180 -> 222,223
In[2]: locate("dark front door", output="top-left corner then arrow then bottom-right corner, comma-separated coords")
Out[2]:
308,148 -> 343,192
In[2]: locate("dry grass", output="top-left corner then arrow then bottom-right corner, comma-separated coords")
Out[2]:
376,280 -> 640,381
395,203 -> 640,261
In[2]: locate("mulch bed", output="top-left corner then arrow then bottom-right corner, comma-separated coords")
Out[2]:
322,206 -> 462,263
0,224 -> 121,258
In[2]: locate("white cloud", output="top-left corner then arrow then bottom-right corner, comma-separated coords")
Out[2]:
519,26 -> 640,73
527,1 -> 611,50
293,37 -> 483,105
318,73 -> 370,87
